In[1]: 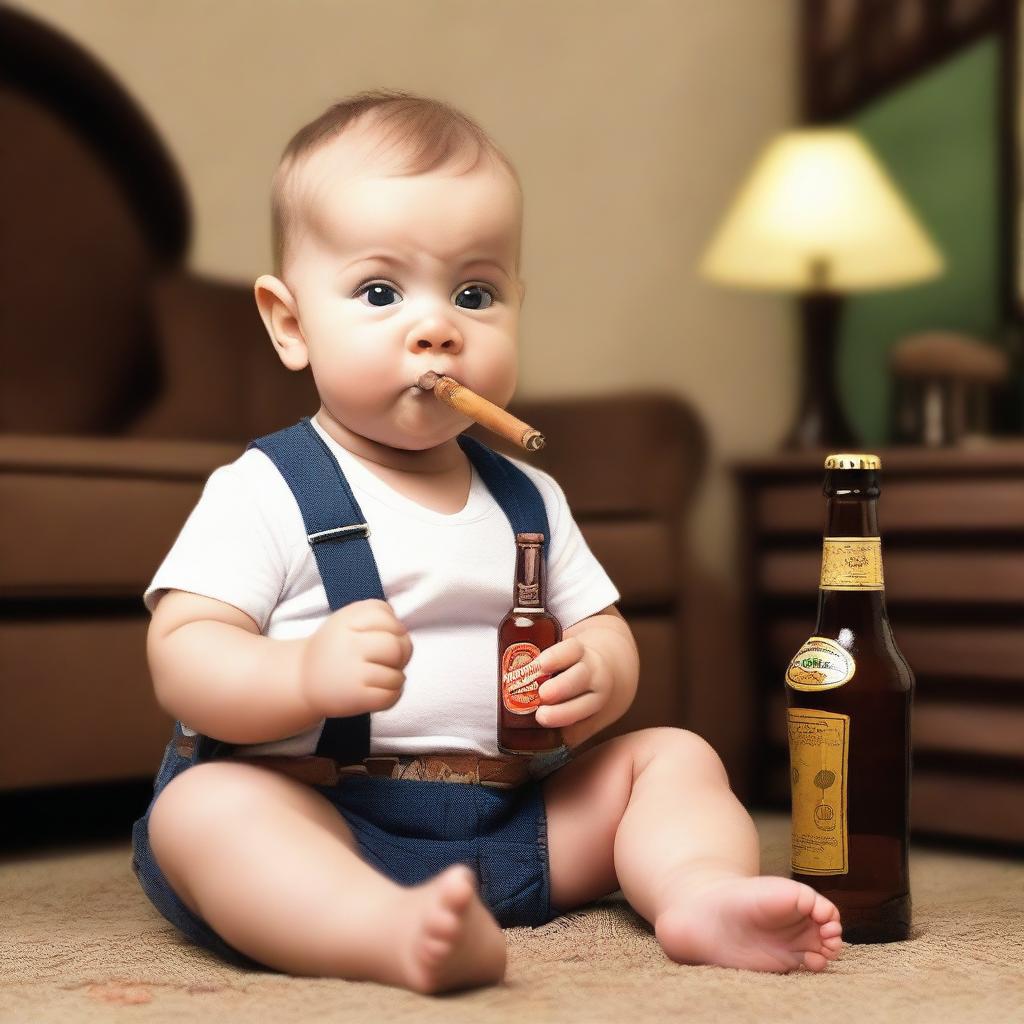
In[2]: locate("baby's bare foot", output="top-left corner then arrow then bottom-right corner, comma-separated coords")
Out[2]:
394,864 -> 507,994
655,874 -> 843,974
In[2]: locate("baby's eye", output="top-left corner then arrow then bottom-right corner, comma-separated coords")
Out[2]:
356,282 -> 402,307
454,284 -> 495,310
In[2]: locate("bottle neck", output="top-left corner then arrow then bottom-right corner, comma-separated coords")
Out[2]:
514,544 -> 546,610
825,492 -> 880,536
816,492 -> 890,636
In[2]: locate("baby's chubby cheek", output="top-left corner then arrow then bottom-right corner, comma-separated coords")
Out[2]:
469,348 -> 519,408
309,341 -> 397,401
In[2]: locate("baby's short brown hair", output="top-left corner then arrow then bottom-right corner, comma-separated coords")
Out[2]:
270,89 -> 522,277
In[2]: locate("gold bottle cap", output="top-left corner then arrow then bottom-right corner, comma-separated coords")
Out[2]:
824,453 -> 882,470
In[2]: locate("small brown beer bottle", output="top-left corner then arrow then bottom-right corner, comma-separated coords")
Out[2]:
785,453 -> 915,943
497,532 -> 564,754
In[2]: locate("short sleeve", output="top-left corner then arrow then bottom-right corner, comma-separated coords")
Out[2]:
518,463 -> 621,628
143,451 -> 300,631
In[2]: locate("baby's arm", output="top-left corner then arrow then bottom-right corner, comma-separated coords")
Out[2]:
148,590 -> 412,745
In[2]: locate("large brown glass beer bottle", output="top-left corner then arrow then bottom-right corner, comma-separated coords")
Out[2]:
497,532 -> 564,754
784,453 -> 914,943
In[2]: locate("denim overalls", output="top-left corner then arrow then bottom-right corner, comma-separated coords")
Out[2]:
131,418 -> 572,969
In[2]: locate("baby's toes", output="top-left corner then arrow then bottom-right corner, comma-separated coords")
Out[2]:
424,907 -> 461,944
437,865 -> 477,912
421,934 -> 453,964
821,920 -> 843,940
792,883 -> 819,919
803,950 -> 830,972
809,892 -> 840,925
422,866 -> 476,941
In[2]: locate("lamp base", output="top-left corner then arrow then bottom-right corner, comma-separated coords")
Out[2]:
782,293 -> 859,450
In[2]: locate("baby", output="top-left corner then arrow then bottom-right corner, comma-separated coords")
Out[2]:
131,90 -> 842,993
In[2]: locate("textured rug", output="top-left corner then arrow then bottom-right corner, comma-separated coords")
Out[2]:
2,813 -> 1022,1024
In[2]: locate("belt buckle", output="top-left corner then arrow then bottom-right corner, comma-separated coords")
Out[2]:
430,757 -> 480,784
362,756 -> 401,779
382,756 -> 479,784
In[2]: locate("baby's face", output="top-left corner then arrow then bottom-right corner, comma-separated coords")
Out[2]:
281,143 -> 524,453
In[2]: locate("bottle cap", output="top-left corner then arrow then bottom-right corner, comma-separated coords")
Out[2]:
515,532 -> 545,544
824,453 -> 882,470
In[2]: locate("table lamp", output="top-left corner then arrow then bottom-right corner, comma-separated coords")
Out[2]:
700,127 -> 944,448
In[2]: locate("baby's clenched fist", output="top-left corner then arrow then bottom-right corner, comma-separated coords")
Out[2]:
299,598 -> 413,719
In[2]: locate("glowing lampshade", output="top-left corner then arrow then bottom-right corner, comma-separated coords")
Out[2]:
700,128 -> 944,292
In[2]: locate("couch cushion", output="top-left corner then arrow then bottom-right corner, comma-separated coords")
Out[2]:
0,435 -> 242,597
1,615 -> 168,788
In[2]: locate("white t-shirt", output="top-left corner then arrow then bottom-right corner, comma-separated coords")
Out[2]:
145,417 -> 621,758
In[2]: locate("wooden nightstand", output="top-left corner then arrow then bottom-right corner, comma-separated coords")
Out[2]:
735,445 -> 1024,847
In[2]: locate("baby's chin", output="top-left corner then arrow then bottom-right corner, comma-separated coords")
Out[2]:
321,394 -> 471,455
386,427 -> 466,453
360,415 -> 466,455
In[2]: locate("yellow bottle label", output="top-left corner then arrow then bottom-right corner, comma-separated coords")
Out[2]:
788,707 -> 850,876
785,636 -> 855,692
820,537 -> 884,591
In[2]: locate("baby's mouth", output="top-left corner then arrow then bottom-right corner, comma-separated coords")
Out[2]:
414,369 -> 458,390
406,370 -> 461,396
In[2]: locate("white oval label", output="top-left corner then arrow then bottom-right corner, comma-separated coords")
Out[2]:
785,636 -> 855,692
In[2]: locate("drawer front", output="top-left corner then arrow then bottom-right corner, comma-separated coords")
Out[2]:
765,693 -> 1024,760
762,760 -> 1024,844
769,620 -> 1024,686
755,480 -> 1024,534
761,550 -> 1024,604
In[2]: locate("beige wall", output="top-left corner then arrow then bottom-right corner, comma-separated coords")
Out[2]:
17,0 -> 798,588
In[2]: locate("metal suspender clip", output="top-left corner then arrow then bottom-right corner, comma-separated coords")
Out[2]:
306,523 -> 371,546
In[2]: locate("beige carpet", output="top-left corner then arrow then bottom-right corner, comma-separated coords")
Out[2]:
2,813 -> 1022,1024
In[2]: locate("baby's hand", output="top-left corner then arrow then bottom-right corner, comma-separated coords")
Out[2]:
533,637 -> 614,730
299,598 -> 413,719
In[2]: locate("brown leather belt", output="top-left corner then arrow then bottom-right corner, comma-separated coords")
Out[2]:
173,734 -> 533,789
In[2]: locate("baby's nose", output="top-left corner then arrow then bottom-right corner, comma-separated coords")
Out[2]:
406,324 -> 463,353
414,337 -> 457,349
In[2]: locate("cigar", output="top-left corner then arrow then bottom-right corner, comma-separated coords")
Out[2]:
417,371 -> 545,452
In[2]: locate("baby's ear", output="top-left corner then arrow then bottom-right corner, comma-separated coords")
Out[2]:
254,274 -> 309,371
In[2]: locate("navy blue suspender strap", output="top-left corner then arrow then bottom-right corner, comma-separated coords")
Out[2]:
248,417 -> 380,760
189,415 -> 549,765
454,433 -> 550,560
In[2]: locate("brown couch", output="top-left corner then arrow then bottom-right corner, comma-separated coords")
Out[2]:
0,7 -> 723,797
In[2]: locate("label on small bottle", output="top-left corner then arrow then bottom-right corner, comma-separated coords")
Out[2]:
500,642 -> 551,715
787,707 -> 850,876
820,537 -> 884,590
786,636 -> 855,691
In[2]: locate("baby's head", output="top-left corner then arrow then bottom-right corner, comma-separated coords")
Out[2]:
255,90 -> 526,457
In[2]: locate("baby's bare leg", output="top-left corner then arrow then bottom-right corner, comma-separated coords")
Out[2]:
147,761 -> 506,992
543,728 -> 843,973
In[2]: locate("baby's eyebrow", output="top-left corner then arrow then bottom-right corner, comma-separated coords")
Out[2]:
461,258 -> 512,281
343,253 -> 405,272
344,253 -> 510,280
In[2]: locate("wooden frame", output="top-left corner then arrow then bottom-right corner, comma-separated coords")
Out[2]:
800,0 -> 1023,324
